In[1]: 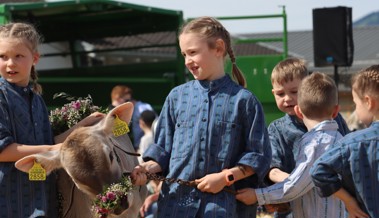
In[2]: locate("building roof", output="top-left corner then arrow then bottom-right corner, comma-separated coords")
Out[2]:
237,26 -> 379,89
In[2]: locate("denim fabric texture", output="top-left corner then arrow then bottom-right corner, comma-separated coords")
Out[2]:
257,120 -> 345,218
0,78 -> 57,218
143,74 -> 271,218
311,121 -> 379,218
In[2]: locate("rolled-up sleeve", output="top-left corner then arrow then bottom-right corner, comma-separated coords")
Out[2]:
238,96 -> 271,182
143,95 -> 175,174
0,96 -> 14,152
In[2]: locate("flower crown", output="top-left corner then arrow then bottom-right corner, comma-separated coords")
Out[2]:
92,175 -> 134,218
49,92 -> 105,135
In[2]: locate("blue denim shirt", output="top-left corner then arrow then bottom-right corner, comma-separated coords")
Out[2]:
143,74 -> 271,218
311,121 -> 379,218
0,78 -> 57,218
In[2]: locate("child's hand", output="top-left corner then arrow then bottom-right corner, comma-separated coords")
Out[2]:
195,172 -> 226,193
235,188 -> 257,205
345,200 -> 369,218
131,165 -> 147,186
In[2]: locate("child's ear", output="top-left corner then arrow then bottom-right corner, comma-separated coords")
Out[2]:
33,53 -> 40,65
332,105 -> 340,118
365,94 -> 377,111
215,39 -> 225,57
294,105 -> 304,120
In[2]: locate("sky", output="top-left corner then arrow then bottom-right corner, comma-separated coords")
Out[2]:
115,0 -> 378,34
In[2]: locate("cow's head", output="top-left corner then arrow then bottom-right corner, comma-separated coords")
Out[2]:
15,102 -> 134,199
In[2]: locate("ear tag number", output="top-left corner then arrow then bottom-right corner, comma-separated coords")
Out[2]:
113,115 -> 130,137
29,161 -> 46,181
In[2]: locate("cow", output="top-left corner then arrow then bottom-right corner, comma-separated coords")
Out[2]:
15,102 -> 148,218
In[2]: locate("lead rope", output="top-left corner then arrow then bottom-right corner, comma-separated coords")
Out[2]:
145,172 -> 237,195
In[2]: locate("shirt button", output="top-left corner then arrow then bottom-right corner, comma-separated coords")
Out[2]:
202,118 -> 207,122
204,100 -> 208,103
177,124 -> 180,127
200,137 -> 205,141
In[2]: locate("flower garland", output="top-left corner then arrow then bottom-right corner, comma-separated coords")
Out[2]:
49,92 -> 105,135
92,175 -> 134,218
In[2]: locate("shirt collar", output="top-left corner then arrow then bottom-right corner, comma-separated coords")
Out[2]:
197,74 -> 231,91
310,120 -> 338,132
0,78 -> 32,97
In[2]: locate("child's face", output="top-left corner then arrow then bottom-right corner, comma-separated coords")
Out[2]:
352,90 -> 374,126
0,38 -> 38,87
272,78 -> 301,116
179,33 -> 224,81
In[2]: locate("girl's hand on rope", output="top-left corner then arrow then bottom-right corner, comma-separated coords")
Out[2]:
195,172 -> 227,194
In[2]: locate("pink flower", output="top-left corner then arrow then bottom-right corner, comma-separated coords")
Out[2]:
106,192 -> 116,201
101,196 -> 108,202
72,101 -> 81,109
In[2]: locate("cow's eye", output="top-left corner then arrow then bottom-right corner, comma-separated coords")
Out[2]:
109,151 -> 114,163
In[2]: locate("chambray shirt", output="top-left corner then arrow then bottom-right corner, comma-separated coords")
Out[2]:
311,121 -> 379,218
257,120 -> 345,218
143,74 -> 271,218
268,113 -> 349,175
0,78 -> 57,218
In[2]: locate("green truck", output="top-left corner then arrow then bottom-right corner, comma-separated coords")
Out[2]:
0,0 -> 287,124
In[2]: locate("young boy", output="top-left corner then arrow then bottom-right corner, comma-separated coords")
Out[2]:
311,65 -> 379,218
260,58 -> 350,217
236,72 -> 346,217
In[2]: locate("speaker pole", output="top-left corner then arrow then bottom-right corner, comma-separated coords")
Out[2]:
334,65 -> 339,88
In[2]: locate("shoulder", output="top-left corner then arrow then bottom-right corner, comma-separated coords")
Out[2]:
167,80 -> 198,97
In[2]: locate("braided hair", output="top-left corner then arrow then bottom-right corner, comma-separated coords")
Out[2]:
352,65 -> 379,99
0,22 -> 43,94
180,16 -> 246,87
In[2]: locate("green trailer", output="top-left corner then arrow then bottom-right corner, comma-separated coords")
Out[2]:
0,0 -> 185,111
0,0 -> 287,124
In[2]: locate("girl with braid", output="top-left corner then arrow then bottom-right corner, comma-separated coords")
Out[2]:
310,65 -> 379,218
132,16 -> 271,217
0,22 -> 103,218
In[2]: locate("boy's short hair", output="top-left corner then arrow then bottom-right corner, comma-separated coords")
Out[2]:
297,72 -> 338,119
139,110 -> 156,128
271,57 -> 308,85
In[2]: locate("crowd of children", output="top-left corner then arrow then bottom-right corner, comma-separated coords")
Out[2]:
1,18 -> 378,218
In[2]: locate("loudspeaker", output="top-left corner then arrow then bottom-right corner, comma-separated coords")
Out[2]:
313,7 -> 354,67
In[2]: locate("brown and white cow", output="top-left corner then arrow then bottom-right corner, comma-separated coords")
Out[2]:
15,102 -> 148,218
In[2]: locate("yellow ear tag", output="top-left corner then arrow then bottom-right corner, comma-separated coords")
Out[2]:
112,115 -> 130,137
29,161 -> 46,181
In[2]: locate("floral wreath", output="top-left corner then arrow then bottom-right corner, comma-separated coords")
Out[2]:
49,93 -> 134,217
92,175 -> 134,218
49,92 -> 106,135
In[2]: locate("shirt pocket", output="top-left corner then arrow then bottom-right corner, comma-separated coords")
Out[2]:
171,121 -> 194,159
215,120 -> 242,161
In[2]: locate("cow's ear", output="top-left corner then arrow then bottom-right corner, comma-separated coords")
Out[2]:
108,102 -> 134,124
15,150 -> 62,175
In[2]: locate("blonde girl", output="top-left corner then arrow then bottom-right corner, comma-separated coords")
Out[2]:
132,16 -> 271,218
0,22 -> 102,217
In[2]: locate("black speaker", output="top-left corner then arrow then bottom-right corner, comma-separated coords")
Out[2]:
313,7 -> 354,67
